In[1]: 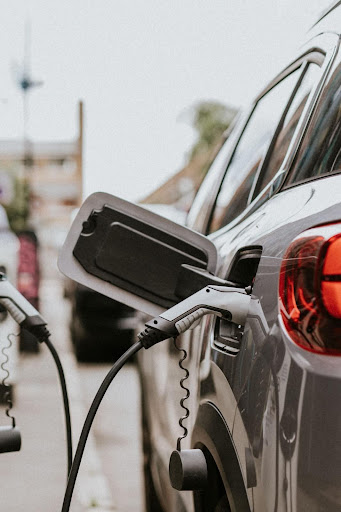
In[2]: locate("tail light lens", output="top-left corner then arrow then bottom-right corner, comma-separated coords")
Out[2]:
279,223 -> 341,355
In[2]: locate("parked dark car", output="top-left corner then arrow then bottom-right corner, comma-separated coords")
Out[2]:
69,282 -> 137,362
60,4 -> 341,511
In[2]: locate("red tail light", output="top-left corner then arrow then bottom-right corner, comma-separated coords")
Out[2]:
279,223 -> 341,355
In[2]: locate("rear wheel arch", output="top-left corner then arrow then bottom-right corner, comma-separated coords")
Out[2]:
192,402 -> 251,512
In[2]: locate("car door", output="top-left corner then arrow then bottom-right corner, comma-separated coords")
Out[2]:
187,33 -> 341,512
138,55 -> 317,512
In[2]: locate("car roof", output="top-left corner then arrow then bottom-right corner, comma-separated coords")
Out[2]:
311,1 -> 341,28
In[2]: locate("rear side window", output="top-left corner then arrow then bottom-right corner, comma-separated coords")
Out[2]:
287,63 -> 341,185
253,64 -> 320,196
208,69 -> 301,233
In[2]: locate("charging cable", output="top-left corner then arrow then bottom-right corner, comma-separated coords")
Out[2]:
0,273 -> 255,511
61,284 -> 251,511
0,273 -> 73,476
0,271 -> 252,510
61,340 -> 142,511
44,337 -> 73,475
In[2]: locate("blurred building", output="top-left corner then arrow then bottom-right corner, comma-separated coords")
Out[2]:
142,102 -> 237,212
0,101 -> 83,247
141,136 -> 224,212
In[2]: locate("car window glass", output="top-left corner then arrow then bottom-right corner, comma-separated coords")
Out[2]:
187,129 -> 237,232
254,64 -> 320,195
208,68 -> 301,234
287,63 -> 341,185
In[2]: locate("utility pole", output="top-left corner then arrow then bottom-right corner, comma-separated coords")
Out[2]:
14,20 -> 43,228
19,21 -> 43,167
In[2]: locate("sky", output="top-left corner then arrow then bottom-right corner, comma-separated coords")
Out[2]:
0,0 -> 325,202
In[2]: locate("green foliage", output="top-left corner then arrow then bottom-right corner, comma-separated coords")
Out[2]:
5,177 -> 30,232
188,100 -> 238,160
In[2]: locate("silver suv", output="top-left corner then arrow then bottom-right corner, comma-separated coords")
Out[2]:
60,4 -> 341,511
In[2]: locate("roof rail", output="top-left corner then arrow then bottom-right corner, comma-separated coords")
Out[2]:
311,0 -> 341,28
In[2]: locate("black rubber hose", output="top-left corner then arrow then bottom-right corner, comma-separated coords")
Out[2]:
61,340 -> 143,512
44,337 -> 73,477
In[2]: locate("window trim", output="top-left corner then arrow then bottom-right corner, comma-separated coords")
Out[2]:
207,33 -> 339,237
248,60 -> 310,202
282,44 -> 341,189
186,108 -> 252,233
278,34 -> 340,191
253,50 -> 325,102
207,53 -> 318,234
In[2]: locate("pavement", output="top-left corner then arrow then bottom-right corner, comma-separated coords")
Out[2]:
0,277 -> 144,512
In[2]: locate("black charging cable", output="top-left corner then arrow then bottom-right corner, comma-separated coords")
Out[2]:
44,337 -> 73,476
61,293 -> 225,510
24,323 -> 73,478
61,340 -> 143,512
0,275 -> 74,477
60,285 -> 251,510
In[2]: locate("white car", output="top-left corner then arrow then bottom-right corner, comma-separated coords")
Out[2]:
0,205 -> 19,403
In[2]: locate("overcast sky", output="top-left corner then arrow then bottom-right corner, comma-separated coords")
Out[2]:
0,0 -> 325,202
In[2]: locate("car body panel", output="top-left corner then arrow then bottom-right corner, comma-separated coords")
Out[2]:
138,17 -> 341,512
213,175 -> 341,511
177,177 -> 341,511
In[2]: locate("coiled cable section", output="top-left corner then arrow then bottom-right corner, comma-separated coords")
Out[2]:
173,337 -> 190,451
1,333 -> 19,427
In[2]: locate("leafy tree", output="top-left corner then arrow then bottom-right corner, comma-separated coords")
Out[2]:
5,176 -> 30,232
142,100 -> 238,207
187,100 -> 238,160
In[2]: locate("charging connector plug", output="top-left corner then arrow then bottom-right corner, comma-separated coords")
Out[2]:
0,272 -> 49,342
0,273 -> 73,476
138,285 -> 251,349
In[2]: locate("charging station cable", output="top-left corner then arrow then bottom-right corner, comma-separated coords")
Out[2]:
0,273 -> 73,476
61,284 -> 251,511
0,275 -> 252,510
44,337 -> 73,475
61,340 -> 143,512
